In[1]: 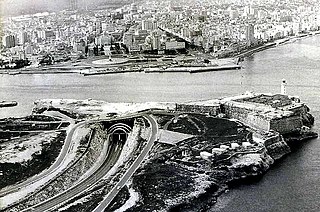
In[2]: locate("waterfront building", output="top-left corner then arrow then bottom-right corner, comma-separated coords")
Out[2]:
2,35 -> 16,48
122,33 -> 134,47
37,30 -> 46,40
17,32 -> 28,45
142,20 -> 158,31
96,34 -> 113,46
181,27 -> 191,38
165,41 -> 185,50
151,35 -> 161,50
245,24 -> 255,47
25,45 -> 34,55
73,39 -> 86,54
1,0 -> 319,63
128,44 -> 140,53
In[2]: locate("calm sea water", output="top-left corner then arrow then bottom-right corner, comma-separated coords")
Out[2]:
209,37 -> 320,212
0,36 -> 320,211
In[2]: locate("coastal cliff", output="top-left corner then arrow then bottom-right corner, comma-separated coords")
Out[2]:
1,93 -> 317,212
104,93 -> 318,211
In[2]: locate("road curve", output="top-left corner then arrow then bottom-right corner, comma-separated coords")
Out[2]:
0,112 -> 141,198
0,119 -> 83,197
22,114 -> 158,212
2,112 -> 154,212
23,140 -> 124,212
92,114 -> 159,212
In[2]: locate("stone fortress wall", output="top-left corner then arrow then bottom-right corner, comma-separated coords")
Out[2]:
175,103 -> 221,116
269,115 -> 302,134
176,92 -> 308,134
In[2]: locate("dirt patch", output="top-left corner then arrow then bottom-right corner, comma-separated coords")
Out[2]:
0,131 -> 66,189
106,187 -> 130,211
127,162 -> 197,211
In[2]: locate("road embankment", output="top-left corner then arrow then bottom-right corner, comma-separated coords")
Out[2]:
54,117 -> 151,212
2,124 -> 105,212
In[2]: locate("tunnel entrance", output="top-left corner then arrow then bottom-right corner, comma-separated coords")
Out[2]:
110,129 -> 129,143
105,122 -> 133,143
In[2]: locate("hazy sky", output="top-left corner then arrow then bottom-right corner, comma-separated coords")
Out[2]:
0,0 -> 68,16
0,0 -> 128,16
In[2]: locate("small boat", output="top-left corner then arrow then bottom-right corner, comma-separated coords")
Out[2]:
8,71 -> 21,75
0,101 -> 18,107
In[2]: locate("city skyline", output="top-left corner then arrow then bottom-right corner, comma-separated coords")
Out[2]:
0,0 -> 320,212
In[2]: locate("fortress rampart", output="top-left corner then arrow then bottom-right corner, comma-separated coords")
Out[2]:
176,92 -> 310,134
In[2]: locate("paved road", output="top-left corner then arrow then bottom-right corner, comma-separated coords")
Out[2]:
0,119 -> 80,197
24,139 -> 124,212
14,113 -> 145,211
92,114 -> 159,212
1,112 -> 155,212
21,114 -> 157,212
0,112 -> 139,198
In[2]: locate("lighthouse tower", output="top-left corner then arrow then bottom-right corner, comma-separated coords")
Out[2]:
281,79 -> 287,95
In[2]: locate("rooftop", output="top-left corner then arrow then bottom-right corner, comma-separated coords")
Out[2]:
235,93 -> 293,108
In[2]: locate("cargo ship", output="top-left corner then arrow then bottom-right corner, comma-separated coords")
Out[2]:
0,101 -> 18,108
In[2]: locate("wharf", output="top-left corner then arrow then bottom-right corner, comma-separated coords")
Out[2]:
144,64 -> 241,73
237,43 -> 276,57
82,68 -> 142,76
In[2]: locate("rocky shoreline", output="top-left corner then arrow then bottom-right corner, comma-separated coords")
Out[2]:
102,99 -> 317,211
31,96 -> 319,211
0,93 -> 317,211
109,127 -> 317,212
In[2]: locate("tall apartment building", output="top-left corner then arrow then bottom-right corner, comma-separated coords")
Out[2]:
2,35 -> 16,48
245,24 -> 255,46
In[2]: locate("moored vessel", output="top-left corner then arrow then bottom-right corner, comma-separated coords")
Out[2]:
0,101 -> 18,107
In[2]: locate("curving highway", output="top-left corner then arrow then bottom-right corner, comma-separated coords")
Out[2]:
92,114 -> 159,212
0,112 -> 139,199
1,112 -> 158,212
23,138 -> 124,212
17,114 -> 158,212
0,118 -> 80,197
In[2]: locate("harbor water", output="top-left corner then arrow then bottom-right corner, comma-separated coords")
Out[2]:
0,35 -> 320,211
